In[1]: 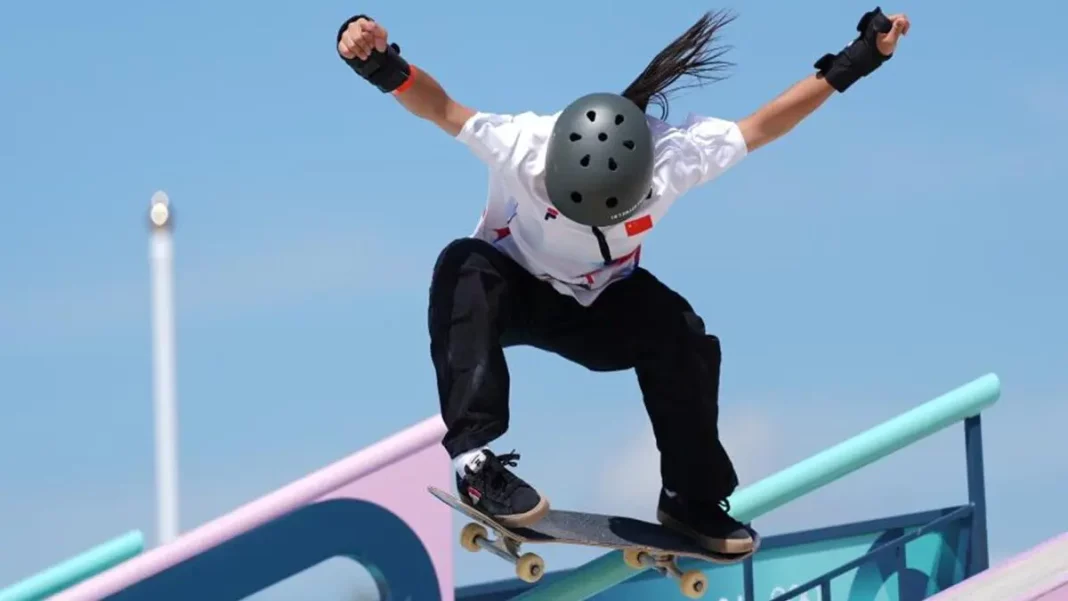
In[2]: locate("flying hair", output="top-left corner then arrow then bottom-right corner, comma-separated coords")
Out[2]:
621,10 -> 737,119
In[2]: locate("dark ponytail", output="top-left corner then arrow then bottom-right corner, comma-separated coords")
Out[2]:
621,10 -> 736,119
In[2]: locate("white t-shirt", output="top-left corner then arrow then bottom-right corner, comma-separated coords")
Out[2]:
456,110 -> 748,306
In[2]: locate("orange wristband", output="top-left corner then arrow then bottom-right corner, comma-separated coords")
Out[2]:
392,64 -> 418,95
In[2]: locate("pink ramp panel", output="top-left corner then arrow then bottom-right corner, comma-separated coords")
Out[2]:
928,532 -> 1068,601
53,416 -> 453,601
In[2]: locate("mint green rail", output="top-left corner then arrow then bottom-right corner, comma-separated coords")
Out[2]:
0,530 -> 144,601
513,373 -> 1002,601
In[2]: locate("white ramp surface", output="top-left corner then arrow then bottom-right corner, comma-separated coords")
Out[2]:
930,533 -> 1068,601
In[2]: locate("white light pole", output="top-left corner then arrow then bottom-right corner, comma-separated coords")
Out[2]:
148,190 -> 179,546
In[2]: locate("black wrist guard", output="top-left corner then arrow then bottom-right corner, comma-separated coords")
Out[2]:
336,14 -> 411,93
814,7 -> 894,93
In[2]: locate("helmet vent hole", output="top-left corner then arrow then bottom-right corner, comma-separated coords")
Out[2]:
569,133 -> 582,142
598,132 -> 608,142
580,154 -> 590,167
608,158 -> 618,171
571,192 -> 583,203
586,110 -> 597,122
615,114 -> 625,125
646,188 -> 653,199
606,197 -> 619,208
622,140 -> 635,150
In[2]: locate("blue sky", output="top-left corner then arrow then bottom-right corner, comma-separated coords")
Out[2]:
2,0 -> 1066,598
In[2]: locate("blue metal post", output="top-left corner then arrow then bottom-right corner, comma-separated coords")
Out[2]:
743,557 -> 755,601
895,543 -> 908,600
964,415 -> 990,575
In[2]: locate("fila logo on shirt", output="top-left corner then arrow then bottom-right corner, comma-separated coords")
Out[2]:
544,207 -> 559,221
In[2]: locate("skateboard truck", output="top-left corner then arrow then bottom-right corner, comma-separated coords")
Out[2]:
459,520 -> 708,598
622,548 -> 709,599
460,523 -> 546,584
432,486 -> 750,599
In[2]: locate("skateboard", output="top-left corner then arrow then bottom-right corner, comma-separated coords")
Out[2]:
428,486 -> 760,599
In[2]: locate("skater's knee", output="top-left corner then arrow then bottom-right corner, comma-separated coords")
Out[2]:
640,310 -> 712,349
431,238 -> 502,288
443,237 -> 496,257
434,238 -> 493,270
682,311 -> 706,335
680,311 -> 721,362
678,311 -> 716,345
700,332 -> 722,363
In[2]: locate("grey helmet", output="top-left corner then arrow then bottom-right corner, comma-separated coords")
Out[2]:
544,93 -> 655,227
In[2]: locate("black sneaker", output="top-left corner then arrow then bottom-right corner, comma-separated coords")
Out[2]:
656,488 -> 754,555
456,449 -> 549,528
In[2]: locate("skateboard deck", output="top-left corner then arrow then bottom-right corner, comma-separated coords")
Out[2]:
429,486 -> 760,598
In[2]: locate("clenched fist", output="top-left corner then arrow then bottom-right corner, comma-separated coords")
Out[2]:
338,17 -> 389,61
874,12 -> 910,56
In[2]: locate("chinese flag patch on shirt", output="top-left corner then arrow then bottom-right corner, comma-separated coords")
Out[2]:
624,215 -> 653,237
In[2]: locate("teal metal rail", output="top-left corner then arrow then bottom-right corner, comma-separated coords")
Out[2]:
512,373 -> 1001,601
768,410 -> 990,601
771,504 -> 974,600
0,530 -> 144,601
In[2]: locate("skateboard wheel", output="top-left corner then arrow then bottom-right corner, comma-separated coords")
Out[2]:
516,553 -> 545,583
622,548 -> 645,570
460,523 -> 487,553
679,570 -> 708,599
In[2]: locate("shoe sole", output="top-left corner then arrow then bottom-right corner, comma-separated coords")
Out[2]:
495,495 -> 550,528
656,509 -> 754,555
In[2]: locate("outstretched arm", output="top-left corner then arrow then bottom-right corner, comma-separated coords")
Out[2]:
391,68 -> 475,137
737,76 -> 834,152
337,16 -> 474,136
737,9 -> 910,153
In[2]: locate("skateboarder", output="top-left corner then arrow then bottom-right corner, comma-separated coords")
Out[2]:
337,8 -> 909,555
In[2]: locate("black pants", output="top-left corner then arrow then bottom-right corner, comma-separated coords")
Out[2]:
428,238 -> 739,502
